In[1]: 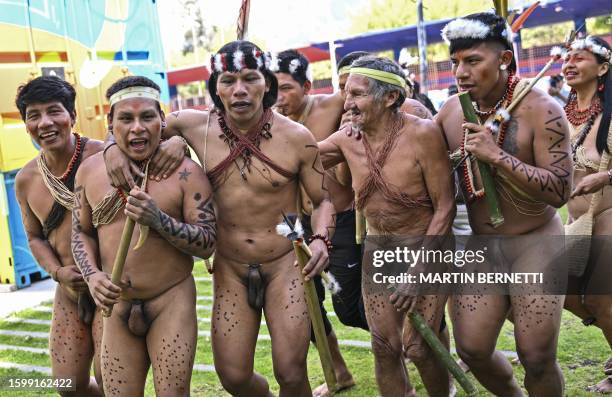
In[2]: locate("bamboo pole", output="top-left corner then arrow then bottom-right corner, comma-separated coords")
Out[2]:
103,215 -> 135,317
355,207 -> 366,245
458,93 -> 505,227
103,164 -> 149,317
294,241 -> 338,394
408,312 -> 478,396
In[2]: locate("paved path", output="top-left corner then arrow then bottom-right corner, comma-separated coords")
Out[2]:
0,279 -> 55,318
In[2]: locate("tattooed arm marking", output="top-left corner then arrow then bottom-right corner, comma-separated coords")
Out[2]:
149,161 -> 216,258
71,174 -> 102,282
178,168 -> 192,181
493,107 -> 571,207
153,196 -> 216,258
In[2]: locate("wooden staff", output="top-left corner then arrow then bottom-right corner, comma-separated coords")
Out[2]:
293,240 -> 338,394
104,164 -> 149,317
236,0 -> 251,40
276,215 -> 338,392
355,195 -> 367,245
103,215 -> 136,318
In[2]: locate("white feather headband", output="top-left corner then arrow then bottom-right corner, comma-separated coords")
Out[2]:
569,37 -> 611,61
441,18 -> 491,44
550,46 -> 567,60
267,53 -> 280,72
209,49 -> 269,73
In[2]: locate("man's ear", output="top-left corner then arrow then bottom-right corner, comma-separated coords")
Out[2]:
70,111 -> 77,127
500,49 -> 513,70
303,80 -> 312,95
385,90 -> 399,109
160,110 -> 166,128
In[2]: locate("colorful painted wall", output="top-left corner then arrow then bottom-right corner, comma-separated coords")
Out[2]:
0,0 -> 168,286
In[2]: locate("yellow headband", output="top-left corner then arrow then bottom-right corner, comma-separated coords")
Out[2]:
349,67 -> 406,88
109,86 -> 160,107
338,66 -> 352,76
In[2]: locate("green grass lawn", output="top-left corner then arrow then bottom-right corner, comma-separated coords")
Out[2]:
0,254 -> 609,396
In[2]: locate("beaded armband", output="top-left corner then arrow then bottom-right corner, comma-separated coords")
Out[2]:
308,234 -> 333,252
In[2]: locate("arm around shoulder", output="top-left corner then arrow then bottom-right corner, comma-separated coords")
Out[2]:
150,158 -> 216,259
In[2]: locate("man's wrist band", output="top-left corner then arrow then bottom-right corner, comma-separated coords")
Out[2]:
308,234 -> 333,252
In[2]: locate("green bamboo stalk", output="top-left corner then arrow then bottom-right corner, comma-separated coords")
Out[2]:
408,312 -> 478,396
458,92 -> 505,228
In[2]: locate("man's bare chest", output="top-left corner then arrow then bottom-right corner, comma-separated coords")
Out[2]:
201,134 -> 299,188
27,178 -> 61,225
345,140 -> 421,190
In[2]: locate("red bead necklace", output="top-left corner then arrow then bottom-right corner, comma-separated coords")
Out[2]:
461,74 -> 520,201
52,133 -> 82,182
564,93 -> 602,127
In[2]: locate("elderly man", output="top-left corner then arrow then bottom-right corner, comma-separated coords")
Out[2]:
319,55 -> 456,397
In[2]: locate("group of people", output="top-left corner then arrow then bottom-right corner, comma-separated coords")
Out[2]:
12,9 -> 611,397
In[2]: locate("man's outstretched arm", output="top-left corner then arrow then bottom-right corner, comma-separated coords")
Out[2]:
318,128 -> 347,170
299,130 -> 336,280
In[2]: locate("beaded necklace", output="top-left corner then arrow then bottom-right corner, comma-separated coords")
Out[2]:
564,91 -> 602,127
37,133 -> 83,210
461,74 -> 520,201
41,133 -> 82,181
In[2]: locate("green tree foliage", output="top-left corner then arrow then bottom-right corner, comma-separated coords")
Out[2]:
350,0 -> 491,35
587,15 -> 612,35
520,21 -> 574,49
349,0 -> 491,62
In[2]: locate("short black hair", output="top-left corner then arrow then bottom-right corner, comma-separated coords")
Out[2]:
337,51 -> 370,70
275,49 -> 310,85
447,12 -> 516,72
15,76 -> 76,121
105,76 -> 161,119
208,40 -> 278,111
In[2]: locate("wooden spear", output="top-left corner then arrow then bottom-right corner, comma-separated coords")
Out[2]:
103,164 -> 149,317
236,0 -> 251,40
277,215 -> 338,394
